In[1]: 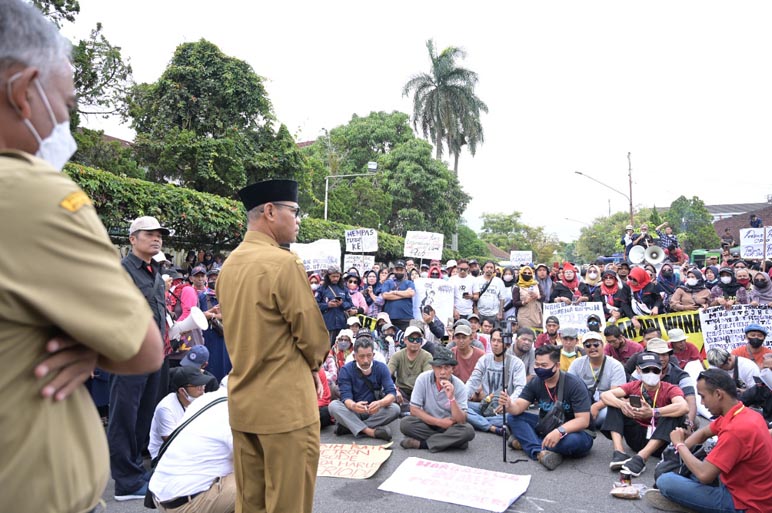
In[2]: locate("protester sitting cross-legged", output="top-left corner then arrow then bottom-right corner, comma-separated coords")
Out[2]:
388,326 -> 433,411
399,346 -> 476,452
328,335 -> 400,441
505,345 -> 594,470
601,352 -> 689,477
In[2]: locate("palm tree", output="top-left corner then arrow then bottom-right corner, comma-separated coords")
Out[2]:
402,39 -> 487,175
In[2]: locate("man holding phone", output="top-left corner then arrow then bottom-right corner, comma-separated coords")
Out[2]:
601,352 -> 689,477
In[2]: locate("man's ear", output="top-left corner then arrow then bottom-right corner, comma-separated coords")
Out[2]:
5,67 -> 38,119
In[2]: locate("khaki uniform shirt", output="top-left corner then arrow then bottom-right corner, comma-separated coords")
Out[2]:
0,152 -> 152,513
217,231 -> 329,434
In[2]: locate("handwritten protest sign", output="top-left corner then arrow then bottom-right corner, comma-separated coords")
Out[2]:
404,231 -> 444,260
699,305 -> 772,352
378,457 -> 530,513
412,278 -> 454,328
289,239 -> 340,272
509,251 -> 533,267
614,310 -> 705,350
739,227 -> 772,260
345,228 -> 378,253
317,443 -> 392,479
344,254 -> 375,276
542,302 -> 606,336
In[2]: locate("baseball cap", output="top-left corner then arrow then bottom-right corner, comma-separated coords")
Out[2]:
431,346 -> 458,366
560,327 -> 578,339
191,265 -> 207,276
206,268 -> 220,277
545,316 -> 560,326
582,331 -> 603,343
667,329 -> 687,343
129,216 -> 171,236
405,326 -> 423,338
171,366 -> 210,389
180,345 -> 210,368
327,264 -> 341,274
646,338 -> 671,354
382,322 -> 395,332
625,224 -> 633,230
454,324 -> 472,336
347,317 -> 361,327
744,323 -> 768,336
394,260 -> 406,269
446,259 -> 458,268
467,313 -> 480,321
637,352 -> 663,370
376,312 -> 391,323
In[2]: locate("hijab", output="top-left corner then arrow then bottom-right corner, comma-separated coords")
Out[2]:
716,267 -> 743,297
627,266 -> 651,293
680,269 -> 706,293
657,264 -> 680,295
560,262 -> 582,297
518,265 -> 537,288
751,271 -> 772,304
584,265 -> 602,287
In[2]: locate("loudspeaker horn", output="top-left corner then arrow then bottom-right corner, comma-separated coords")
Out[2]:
628,245 -> 645,264
169,306 -> 208,340
645,246 -> 666,265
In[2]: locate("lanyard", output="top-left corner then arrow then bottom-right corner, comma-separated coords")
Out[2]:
545,383 -> 557,403
640,383 -> 660,408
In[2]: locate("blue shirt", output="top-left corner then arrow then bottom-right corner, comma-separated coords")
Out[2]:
338,360 -> 396,403
380,278 -> 416,320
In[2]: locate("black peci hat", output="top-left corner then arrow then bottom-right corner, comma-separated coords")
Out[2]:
238,179 -> 299,211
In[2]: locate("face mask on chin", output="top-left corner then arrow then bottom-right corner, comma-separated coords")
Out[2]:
641,372 -> 661,387
8,74 -> 77,171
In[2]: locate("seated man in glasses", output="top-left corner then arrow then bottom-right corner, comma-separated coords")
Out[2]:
600,352 -> 689,477
388,326 -> 434,410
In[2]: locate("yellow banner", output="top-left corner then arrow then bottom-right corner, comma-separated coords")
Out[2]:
615,310 -> 705,351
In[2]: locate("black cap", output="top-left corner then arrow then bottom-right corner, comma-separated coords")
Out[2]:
430,346 -> 458,366
238,179 -> 298,211
637,351 -> 663,370
469,259 -> 479,265
394,260 -> 406,269
545,315 -> 560,325
171,366 -> 210,389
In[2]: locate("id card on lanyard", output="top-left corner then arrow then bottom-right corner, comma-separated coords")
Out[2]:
642,383 -> 660,439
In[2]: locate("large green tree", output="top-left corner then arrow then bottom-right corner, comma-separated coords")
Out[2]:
402,39 -> 487,174
664,196 -> 720,253
478,211 -> 560,264
573,209 -> 659,262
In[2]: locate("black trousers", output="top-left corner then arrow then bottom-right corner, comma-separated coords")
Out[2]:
601,406 -> 683,454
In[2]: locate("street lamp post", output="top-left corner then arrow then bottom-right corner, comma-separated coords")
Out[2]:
324,161 -> 378,220
574,153 -> 634,227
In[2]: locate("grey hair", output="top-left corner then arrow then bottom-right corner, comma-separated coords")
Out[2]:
0,0 -> 72,79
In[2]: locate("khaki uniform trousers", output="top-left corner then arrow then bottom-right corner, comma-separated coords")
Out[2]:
232,421 -> 320,513
155,473 -> 236,513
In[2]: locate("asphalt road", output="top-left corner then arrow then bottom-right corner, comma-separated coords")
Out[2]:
102,416 -> 673,513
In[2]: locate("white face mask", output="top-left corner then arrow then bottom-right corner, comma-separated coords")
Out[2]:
310,283 -> 319,291
686,278 -> 698,287
8,74 -> 77,171
641,372 -> 661,387
420,272 -> 429,278
587,272 -> 598,279
503,275 -> 513,282
720,276 -> 732,284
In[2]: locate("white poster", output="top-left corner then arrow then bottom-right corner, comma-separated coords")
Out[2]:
541,302 -> 606,336
378,457 -> 530,513
345,228 -> 378,253
739,227 -> 772,259
289,239 -> 340,272
404,231 -> 444,260
343,254 -> 376,276
699,305 -> 772,353
509,251 -> 533,267
412,278 -> 454,328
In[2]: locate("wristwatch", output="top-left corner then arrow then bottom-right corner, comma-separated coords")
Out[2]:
557,425 -> 567,437
653,408 -> 661,419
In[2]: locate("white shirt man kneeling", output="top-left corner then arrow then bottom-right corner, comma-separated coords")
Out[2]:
149,385 -> 235,513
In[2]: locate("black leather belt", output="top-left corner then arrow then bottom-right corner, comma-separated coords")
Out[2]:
159,491 -> 202,509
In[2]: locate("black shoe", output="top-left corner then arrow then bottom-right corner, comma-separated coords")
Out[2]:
621,455 -> 646,477
373,426 -> 392,441
334,423 -> 351,436
609,450 -> 632,470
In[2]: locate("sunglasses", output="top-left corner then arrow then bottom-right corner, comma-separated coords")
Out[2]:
406,337 -> 422,343
347,280 -> 358,284
640,367 -> 662,374
583,342 -> 601,348
458,267 -> 469,272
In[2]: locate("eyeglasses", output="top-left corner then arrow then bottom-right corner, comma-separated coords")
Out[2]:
406,337 -> 422,343
272,202 -> 302,218
640,367 -> 662,374
583,342 -> 601,348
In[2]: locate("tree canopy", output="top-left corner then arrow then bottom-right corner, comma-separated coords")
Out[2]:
664,196 -> 720,253
478,211 -> 560,264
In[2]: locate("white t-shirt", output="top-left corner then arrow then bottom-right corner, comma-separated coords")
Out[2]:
149,388 -> 233,502
474,276 -> 507,317
450,275 -> 476,315
148,392 -> 185,459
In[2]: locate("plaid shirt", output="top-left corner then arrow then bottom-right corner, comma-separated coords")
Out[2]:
656,230 -> 679,249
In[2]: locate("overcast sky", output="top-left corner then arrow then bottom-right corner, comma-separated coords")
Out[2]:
64,1 -> 772,243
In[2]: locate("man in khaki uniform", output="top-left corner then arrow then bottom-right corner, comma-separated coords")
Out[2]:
217,179 -> 329,513
0,2 -> 164,512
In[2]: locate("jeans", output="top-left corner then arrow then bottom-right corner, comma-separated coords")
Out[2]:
656,473 -> 745,513
466,402 -> 505,431
506,411 -> 594,460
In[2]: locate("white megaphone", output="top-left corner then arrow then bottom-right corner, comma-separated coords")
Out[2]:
628,245 -> 645,264
169,306 -> 209,340
645,246 -> 666,265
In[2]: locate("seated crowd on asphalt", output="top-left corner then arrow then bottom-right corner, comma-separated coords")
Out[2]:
102,223 -> 772,513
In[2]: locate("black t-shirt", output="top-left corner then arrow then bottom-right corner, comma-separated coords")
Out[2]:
519,371 -> 592,421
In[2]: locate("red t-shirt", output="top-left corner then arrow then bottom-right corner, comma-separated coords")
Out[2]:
618,380 -> 684,427
604,338 -> 644,364
671,342 -> 701,369
731,345 -> 772,368
451,346 -> 485,383
707,402 -> 772,513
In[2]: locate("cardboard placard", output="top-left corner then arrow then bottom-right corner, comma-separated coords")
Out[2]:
345,228 -> 378,253
542,302 -> 606,336
739,227 -> 772,259
509,251 -> 533,267
344,254 -> 375,276
412,278 -> 454,329
317,443 -> 392,479
698,305 -> 772,352
404,231 -> 444,260
290,239 -> 340,272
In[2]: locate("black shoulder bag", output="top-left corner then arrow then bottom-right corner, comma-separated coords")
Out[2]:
144,396 -> 228,508
356,367 -> 384,401
535,372 -> 565,437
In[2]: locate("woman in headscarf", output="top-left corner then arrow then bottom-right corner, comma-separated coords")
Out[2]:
323,329 -> 355,384
361,269 -> 384,317
512,265 -> 543,329
669,268 -> 711,311
317,265 -> 354,345
655,263 -> 680,312
703,265 -> 719,288
750,271 -> 772,307
550,262 -> 589,304
592,269 -> 635,322
534,263 -> 553,301
501,266 -> 517,319
344,272 -> 368,315
583,264 -> 603,298
626,266 -> 663,329
709,267 -> 749,308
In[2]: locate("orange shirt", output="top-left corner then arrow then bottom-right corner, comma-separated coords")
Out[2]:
731,344 -> 772,368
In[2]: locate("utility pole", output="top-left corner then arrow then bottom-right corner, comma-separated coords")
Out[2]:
627,152 -> 634,227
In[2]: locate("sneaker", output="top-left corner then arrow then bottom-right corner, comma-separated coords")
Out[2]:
609,450 -> 632,470
373,426 -> 392,441
114,482 -> 148,502
537,450 -> 563,470
621,454 -> 646,477
334,423 -> 351,436
400,437 -> 421,449
492,426 -> 506,436
644,489 -> 697,512
508,435 -> 522,450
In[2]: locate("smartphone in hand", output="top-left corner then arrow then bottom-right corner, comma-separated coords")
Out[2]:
629,395 -> 642,408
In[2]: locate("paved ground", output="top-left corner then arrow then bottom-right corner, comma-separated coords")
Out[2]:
102,416 -> 674,513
